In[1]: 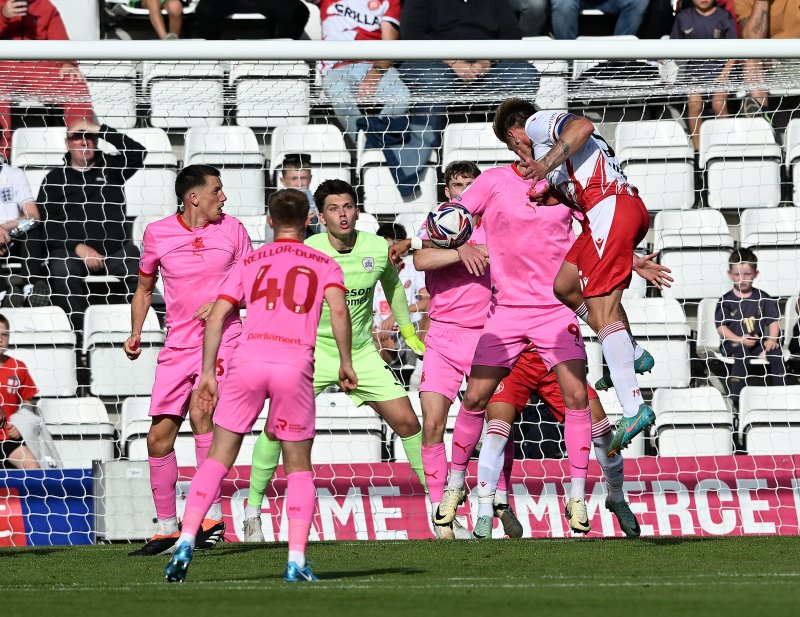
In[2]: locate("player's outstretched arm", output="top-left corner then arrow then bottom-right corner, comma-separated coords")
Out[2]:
413,247 -> 462,272
519,116 -> 595,182
325,286 -> 357,392
632,253 -> 674,291
124,273 -> 156,360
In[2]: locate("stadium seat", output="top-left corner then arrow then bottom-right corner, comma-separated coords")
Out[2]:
585,339 -> 604,391
81,61 -> 138,129
782,295 -> 799,362
699,118 -> 781,210
593,390 -> 644,458
440,122 -> 516,172
652,387 -> 733,456
83,305 -> 164,397
522,37 -> 570,110
238,214 -> 270,248
38,397 -> 115,468
394,212 -> 427,238
355,212 -> 379,234
695,297 -> 726,360
142,61 -> 225,128
5,306 -> 77,397
739,385 -> 800,454
10,127 -> 67,196
132,215 -> 161,248
52,0 -> 100,40
123,128 -> 178,218
572,36 -> 661,88
738,208 -> 800,298
653,210 -> 734,301
618,297 -> 691,388
313,392 -> 383,463
183,126 -> 266,216
229,61 -> 311,128
269,125 -> 351,193
785,118 -> 800,206
614,120 -> 694,211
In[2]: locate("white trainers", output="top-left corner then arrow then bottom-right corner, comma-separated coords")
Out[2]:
452,517 -> 473,540
564,497 -> 591,535
242,516 -> 265,542
432,486 -> 465,525
431,517 -> 455,540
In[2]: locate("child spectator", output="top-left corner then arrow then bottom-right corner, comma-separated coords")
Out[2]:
715,248 -> 786,405
131,0 -> 185,40
0,313 -> 39,469
671,0 -> 737,150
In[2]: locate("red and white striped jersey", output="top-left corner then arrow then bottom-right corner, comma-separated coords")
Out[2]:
314,0 -> 400,74
525,110 -> 633,213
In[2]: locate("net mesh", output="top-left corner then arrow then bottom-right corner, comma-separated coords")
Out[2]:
1,50 -> 799,544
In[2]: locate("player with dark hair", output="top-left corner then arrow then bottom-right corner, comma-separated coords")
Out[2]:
124,164 -> 252,556
164,188 -> 355,583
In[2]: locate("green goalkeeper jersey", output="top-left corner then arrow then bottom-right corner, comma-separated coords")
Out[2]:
306,231 -> 411,349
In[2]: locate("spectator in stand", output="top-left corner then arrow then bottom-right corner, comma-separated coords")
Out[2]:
671,0 -> 737,151
132,0 -> 185,40
0,0 -> 95,163
194,0 -> 309,40
715,248 -> 786,406
550,0 -> 650,40
396,0 -> 539,200
38,121 -> 145,332
0,313 -> 40,470
509,0 -> 550,37
276,153 -> 322,237
735,0 -> 800,117
316,0 -> 410,144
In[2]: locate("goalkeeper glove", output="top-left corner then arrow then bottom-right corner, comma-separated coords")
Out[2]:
399,323 -> 425,357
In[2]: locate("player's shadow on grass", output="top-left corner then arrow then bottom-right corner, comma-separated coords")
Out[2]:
198,543 -> 289,558
641,537 -> 730,546
0,547 -> 70,557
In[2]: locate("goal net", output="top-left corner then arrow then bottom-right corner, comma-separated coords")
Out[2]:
1,39 -> 799,545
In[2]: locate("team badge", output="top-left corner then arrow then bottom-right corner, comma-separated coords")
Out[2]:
494,382 -> 505,394
363,257 -> 375,272
713,28 -> 721,39
192,237 -> 205,250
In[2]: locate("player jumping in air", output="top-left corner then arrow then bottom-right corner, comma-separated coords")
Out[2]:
494,98 -> 673,455
242,179 -> 427,542
124,165 -> 252,556
473,345 -> 640,539
164,189 -> 356,583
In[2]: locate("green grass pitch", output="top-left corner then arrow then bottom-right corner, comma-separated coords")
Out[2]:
3,537 -> 799,616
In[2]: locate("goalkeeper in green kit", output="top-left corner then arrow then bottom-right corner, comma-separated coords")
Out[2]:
243,179 -> 427,541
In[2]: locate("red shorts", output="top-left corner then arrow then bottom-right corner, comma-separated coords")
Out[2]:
489,349 -> 598,422
214,357 -> 315,441
564,193 -> 649,298
149,341 -> 237,418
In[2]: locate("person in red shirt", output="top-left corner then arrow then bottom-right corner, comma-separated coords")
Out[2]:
0,0 -> 94,161
0,313 -> 40,469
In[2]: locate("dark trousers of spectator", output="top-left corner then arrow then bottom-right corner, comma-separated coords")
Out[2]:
0,61 -> 94,162
721,341 -> 787,405
551,0 -> 649,40
47,244 -> 139,332
194,0 -> 309,40
392,61 -> 540,198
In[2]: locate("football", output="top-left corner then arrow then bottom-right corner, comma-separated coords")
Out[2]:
425,201 -> 474,249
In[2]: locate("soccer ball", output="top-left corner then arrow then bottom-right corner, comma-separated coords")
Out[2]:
426,202 -> 474,249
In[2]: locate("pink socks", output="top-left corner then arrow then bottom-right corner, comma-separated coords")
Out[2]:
178,457 -> 229,547
421,443 -> 448,505
286,471 -> 315,567
195,432 -> 222,510
564,406 -> 592,500
149,451 -> 178,521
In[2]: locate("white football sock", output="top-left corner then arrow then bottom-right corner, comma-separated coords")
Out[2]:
288,550 -> 305,567
244,504 -> 260,520
599,322 -> 644,417
206,502 -> 222,521
477,421 -> 511,518
494,489 -> 508,506
592,418 -> 625,503
156,516 -> 179,536
447,468 -> 466,490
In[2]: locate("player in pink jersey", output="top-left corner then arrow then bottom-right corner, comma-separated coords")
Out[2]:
164,189 -> 356,584
432,161 -> 596,534
409,162 -> 520,539
494,98 -> 673,456
124,165 -> 252,557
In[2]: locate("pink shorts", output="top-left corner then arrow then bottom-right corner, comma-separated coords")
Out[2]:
419,321 -> 483,401
149,341 -> 237,418
213,357 -> 315,441
471,303 -> 585,371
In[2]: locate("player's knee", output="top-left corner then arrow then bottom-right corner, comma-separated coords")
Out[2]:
462,392 -> 489,412
422,416 -> 446,445
562,386 -> 589,410
146,429 -> 174,457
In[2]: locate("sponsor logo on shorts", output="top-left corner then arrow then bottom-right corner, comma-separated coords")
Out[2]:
494,382 -> 505,394
362,257 -> 375,272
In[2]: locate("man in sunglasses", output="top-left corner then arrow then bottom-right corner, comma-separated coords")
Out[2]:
38,120 -> 145,332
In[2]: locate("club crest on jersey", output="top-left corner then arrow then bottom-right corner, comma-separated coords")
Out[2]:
362,257 -> 375,272
6,375 -> 20,394
494,382 -> 505,394
192,237 -> 205,250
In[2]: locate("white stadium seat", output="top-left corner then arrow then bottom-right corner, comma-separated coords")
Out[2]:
699,118 -> 781,210
51,0 -> 100,40
782,296 -> 799,362
269,125 -> 351,193
785,118 -> 800,206
229,61 -> 311,128
124,128 -> 178,218
652,387 -> 733,456
739,386 -> 800,454
142,61 -> 225,128
440,122 -> 516,172
695,297 -> 725,360
654,210 -> 734,301
10,127 -> 66,195
313,393 -> 383,463
238,214 -> 271,248
5,307 -> 77,397
615,120 -> 695,211
81,61 -> 138,129
38,397 -> 115,468
83,305 -> 164,397
738,208 -> 800,298
355,212 -> 380,234
184,126 -> 265,216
